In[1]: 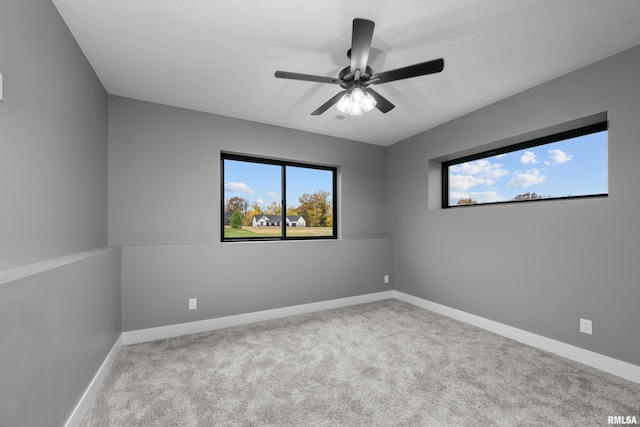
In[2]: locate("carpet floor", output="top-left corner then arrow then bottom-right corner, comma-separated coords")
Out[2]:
81,299 -> 639,426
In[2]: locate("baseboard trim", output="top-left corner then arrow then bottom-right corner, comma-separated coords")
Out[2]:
119,289 -> 639,383
392,290 -> 640,384
62,290 -> 639,427
123,291 -> 395,345
64,334 -> 123,427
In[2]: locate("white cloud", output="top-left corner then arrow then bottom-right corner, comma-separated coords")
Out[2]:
549,149 -> 572,164
266,191 -> 279,199
224,182 -> 256,195
449,174 -> 487,191
451,191 -> 469,199
507,169 -> 546,187
471,191 -> 505,203
450,159 -> 508,179
520,151 -> 538,164
450,191 -> 505,204
255,198 -> 265,206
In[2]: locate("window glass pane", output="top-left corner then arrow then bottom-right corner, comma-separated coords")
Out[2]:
446,127 -> 607,206
285,166 -> 334,237
223,159 -> 282,239
222,155 -> 337,241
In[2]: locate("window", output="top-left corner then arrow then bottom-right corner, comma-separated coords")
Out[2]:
442,122 -> 608,208
222,153 -> 337,241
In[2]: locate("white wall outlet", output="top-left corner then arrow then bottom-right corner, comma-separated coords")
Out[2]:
580,318 -> 592,335
384,275 -> 390,284
189,298 -> 197,310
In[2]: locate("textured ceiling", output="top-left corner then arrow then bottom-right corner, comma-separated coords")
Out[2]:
51,0 -> 640,146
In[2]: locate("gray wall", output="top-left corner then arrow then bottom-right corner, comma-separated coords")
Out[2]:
0,248 -> 121,427
388,45 -> 640,366
3,1 -> 638,423
0,0 -> 108,271
0,1 -> 121,426
108,97 -> 392,331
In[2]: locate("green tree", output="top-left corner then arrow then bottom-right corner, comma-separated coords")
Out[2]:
265,201 -> 282,215
225,197 -> 249,216
296,191 -> 331,226
313,191 -> 330,226
245,203 -> 263,226
325,214 -> 333,228
512,192 -> 544,201
230,210 -> 243,229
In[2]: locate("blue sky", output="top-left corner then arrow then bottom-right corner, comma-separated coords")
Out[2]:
224,160 -> 334,209
448,130 -> 608,205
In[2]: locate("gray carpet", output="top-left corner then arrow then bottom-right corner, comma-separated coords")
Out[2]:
81,299 -> 640,426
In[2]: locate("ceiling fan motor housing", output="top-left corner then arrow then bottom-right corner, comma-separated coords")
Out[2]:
338,65 -> 373,90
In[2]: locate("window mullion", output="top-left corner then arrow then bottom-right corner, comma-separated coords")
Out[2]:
282,165 -> 287,239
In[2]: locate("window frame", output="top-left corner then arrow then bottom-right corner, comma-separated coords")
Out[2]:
442,121 -> 608,208
221,153 -> 338,242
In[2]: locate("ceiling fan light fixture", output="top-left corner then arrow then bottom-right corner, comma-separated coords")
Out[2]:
336,93 -> 352,114
336,88 -> 376,115
362,91 -> 377,112
349,101 -> 364,116
351,87 -> 365,103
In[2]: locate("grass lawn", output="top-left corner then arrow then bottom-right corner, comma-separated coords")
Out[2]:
224,228 -> 279,238
224,226 -> 333,238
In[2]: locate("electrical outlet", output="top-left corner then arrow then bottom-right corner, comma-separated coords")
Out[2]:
189,298 -> 197,310
384,275 -> 389,284
580,318 -> 592,335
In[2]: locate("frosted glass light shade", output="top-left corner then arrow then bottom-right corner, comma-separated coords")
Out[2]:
362,92 -> 377,112
336,88 -> 377,115
336,93 -> 352,114
351,88 -> 364,103
350,101 -> 363,115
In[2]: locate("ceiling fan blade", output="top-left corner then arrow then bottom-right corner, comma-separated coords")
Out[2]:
367,88 -> 395,113
370,58 -> 444,85
311,91 -> 348,116
350,18 -> 375,75
275,71 -> 341,84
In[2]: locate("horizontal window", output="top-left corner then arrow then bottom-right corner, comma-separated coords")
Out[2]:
442,122 -> 608,208
222,153 -> 337,241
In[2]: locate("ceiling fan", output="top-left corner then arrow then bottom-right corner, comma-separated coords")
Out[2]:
275,18 -> 444,116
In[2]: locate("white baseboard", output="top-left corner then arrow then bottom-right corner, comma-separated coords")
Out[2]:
64,335 -> 123,427
117,289 -> 639,384
63,290 -> 639,427
392,290 -> 640,384
123,291 -> 395,345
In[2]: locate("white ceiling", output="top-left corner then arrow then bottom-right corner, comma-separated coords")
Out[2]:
51,0 -> 640,146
